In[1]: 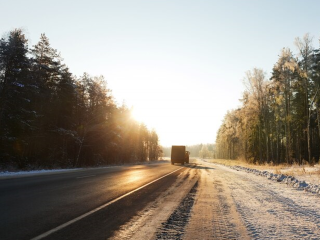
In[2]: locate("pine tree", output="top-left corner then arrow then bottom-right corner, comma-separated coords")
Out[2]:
30,33 -> 78,166
0,29 -> 38,167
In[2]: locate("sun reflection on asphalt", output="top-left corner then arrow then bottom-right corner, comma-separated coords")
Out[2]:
125,170 -> 144,183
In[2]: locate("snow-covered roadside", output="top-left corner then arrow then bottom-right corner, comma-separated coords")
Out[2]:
0,159 -> 169,178
201,158 -> 320,196
200,160 -> 320,239
229,165 -> 320,195
0,168 -> 83,177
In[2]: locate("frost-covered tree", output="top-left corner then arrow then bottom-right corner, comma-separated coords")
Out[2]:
295,34 -> 315,163
271,48 -> 298,164
216,34 -> 320,165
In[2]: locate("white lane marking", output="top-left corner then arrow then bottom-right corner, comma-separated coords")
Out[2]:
31,167 -> 184,240
76,175 -> 95,179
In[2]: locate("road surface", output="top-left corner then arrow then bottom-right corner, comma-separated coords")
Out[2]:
0,162 -> 184,239
2,159 -> 320,239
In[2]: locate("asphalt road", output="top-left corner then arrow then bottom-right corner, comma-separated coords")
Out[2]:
0,161 -> 185,240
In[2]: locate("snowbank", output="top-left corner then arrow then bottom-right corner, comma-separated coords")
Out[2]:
230,165 -> 320,195
0,168 -> 83,177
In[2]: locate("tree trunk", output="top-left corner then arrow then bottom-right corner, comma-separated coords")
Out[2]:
308,89 -> 319,163
318,108 -> 320,161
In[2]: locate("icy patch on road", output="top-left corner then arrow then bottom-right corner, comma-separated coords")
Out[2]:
230,165 -> 320,195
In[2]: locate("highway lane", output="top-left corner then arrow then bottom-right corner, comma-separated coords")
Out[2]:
0,161 -> 185,240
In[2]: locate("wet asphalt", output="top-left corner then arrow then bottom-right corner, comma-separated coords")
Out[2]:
0,162 -> 185,240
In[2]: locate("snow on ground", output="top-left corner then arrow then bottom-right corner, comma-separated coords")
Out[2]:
204,159 -> 320,196
112,159 -> 320,239
183,164 -> 250,239
0,168 -> 83,177
272,165 -> 320,186
230,165 -> 320,195
0,160 -> 169,178
201,160 -> 320,239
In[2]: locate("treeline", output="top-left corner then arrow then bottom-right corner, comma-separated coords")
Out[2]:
216,34 -> 320,165
198,144 -> 215,158
0,29 -> 161,170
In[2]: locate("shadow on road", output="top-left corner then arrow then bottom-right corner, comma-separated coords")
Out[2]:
177,163 -> 215,170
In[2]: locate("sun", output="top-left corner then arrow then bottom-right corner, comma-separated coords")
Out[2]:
130,106 -> 156,128
131,107 -> 144,123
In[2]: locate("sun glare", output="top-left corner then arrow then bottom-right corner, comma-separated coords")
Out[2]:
125,170 -> 144,183
131,107 -> 144,123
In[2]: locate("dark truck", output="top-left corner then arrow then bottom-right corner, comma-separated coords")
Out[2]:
171,145 -> 190,165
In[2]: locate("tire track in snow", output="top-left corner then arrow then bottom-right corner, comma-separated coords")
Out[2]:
155,181 -> 198,239
184,165 -> 249,240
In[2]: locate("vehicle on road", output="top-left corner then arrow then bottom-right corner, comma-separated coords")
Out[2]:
171,146 -> 190,165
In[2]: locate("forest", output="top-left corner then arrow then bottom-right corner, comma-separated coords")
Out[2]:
0,29 -> 161,170
216,34 -> 320,165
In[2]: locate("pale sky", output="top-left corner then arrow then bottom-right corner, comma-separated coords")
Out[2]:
1,0 -> 320,146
